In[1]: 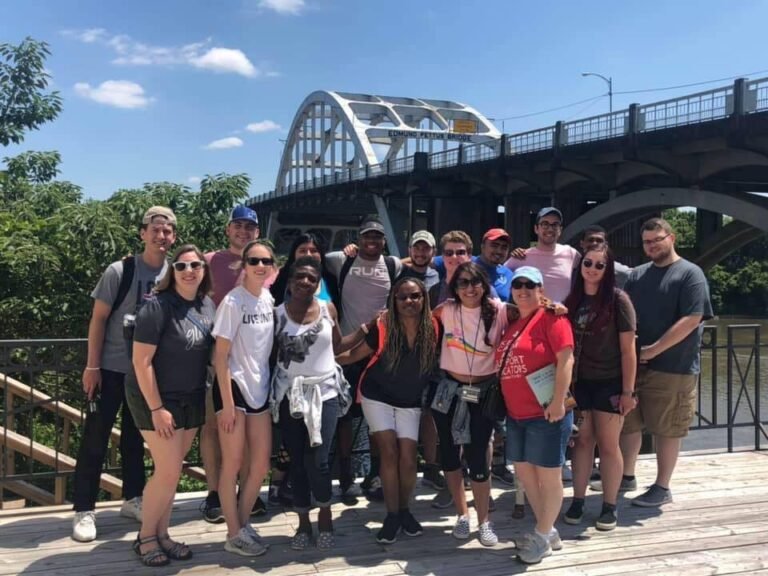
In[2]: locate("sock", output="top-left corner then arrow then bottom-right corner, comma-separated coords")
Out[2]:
535,529 -> 550,541
622,474 -> 635,481
602,502 -> 616,512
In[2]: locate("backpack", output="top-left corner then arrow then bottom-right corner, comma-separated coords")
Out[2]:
110,255 -> 135,318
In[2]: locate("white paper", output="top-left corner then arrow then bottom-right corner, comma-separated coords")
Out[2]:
525,364 -> 556,407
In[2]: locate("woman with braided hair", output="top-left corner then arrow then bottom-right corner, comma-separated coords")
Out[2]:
338,277 -> 439,544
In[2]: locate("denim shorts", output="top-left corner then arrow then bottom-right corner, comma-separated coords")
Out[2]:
505,411 -> 574,468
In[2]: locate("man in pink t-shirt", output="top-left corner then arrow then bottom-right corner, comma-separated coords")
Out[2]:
505,207 -> 580,303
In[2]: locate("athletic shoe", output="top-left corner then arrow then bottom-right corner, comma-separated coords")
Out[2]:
549,528 -> 563,551
491,464 -> 516,486
478,521 -> 498,546
365,476 -> 384,501
200,491 -> 225,524
596,506 -> 618,531
516,532 -> 552,565
563,498 -> 584,525
399,509 -> 423,537
590,475 -> 638,493
244,522 -> 268,545
431,488 -> 454,509
224,527 -> 267,557
339,480 -> 363,498
119,496 -> 143,522
250,496 -> 267,517
376,514 -> 400,544
452,515 -> 471,540
422,465 -> 447,490
632,484 -> 672,507
72,511 -> 96,542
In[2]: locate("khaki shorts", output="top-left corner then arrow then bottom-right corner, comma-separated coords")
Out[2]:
622,368 -> 697,438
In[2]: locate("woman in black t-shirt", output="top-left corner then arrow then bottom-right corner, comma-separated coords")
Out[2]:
562,244 -> 637,532
126,244 -> 215,567
338,278 -> 439,544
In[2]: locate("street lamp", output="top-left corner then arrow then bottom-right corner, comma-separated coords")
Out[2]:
581,72 -> 613,115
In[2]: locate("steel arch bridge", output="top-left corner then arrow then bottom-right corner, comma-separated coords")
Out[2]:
275,91 -> 500,193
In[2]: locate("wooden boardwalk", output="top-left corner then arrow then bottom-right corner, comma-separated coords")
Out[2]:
1,450 -> 767,576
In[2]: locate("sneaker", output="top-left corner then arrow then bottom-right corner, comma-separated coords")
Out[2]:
360,473 -> 375,491
119,496 -> 142,522
365,476 -> 384,501
491,464 -> 516,486
563,498 -> 584,525
516,532 -> 552,565
244,522 -> 268,545
339,480 -> 363,498
452,515 -> 471,540
431,488 -> 454,509
549,528 -> 563,551
72,511 -> 96,542
224,527 -> 268,557
596,506 -> 618,531
488,494 -> 496,512
590,475 -> 638,493
632,484 -> 672,507
478,521 -> 498,546
422,464 -> 447,490
561,464 -> 573,482
399,510 -> 423,537
250,496 -> 267,517
376,514 -> 401,544
200,491 -> 225,523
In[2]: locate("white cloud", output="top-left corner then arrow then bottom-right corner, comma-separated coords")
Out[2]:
246,120 -> 282,133
62,30 -> 262,78
259,0 -> 306,15
191,48 -> 257,77
205,137 -> 244,150
187,176 -> 202,184
74,80 -> 153,109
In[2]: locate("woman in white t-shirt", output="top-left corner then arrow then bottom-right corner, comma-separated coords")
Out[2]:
212,240 -> 276,557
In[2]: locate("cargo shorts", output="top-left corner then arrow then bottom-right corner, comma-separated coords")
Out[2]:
622,367 -> 697,438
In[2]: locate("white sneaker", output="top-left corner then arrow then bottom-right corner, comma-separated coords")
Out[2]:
224,527 -> 268,557
452,515 -> 471,540
72,511 -> 97,542
120,496 -> 143,522
478,521 -> 498,546
549,528 -> 563,550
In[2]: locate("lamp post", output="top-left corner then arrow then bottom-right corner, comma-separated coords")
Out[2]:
582,72 -> 613,135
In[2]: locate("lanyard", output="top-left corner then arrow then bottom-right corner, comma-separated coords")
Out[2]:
458,305 -> 483,385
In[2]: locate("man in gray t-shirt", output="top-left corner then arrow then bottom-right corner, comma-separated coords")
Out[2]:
71,206 -> 176,543
621,217 -> 713,509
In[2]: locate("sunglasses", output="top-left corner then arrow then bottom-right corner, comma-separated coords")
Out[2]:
395,292 -> 424,302
172,260 -> 205,272
512,280 -> 539,290
246,257 -> 274,266
443,248 -> 468,257
456,277 -> 482,289
582,258 -> 606,270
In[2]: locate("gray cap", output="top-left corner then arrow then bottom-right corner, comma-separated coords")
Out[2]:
410,230 -> 436,248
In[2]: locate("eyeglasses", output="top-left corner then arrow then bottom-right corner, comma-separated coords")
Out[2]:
456,277 -> 482,289
443,249 -> 468,257
537,221 -> 562,230
172,260 -> 205,272
642,234 -> 671,247
246,257 -> 275,266
582,258 -> 606,270
512,280 -> 540,290
395,292 -> 424,302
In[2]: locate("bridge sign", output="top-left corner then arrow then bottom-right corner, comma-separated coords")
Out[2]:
453,119 -> 478,134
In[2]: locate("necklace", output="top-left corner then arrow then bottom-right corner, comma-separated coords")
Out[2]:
458,304 -> 483,385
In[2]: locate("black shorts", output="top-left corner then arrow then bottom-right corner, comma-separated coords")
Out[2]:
573,377 -> 622,414
338,360 -> 365,422
212,378 -> 269,415
125,380 -> 205,431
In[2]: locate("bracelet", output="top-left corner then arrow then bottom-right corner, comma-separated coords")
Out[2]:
84,366 -> 101,371
360,323 -> 369,335
150,405 -> 165,412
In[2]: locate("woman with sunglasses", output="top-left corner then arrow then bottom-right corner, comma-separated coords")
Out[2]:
338,277 -> 439,544
497,266 -> 574,565
562,245 -> 637,531
271,257 -> 368,550
212,240 -> 277,557
126,245 -> 215,567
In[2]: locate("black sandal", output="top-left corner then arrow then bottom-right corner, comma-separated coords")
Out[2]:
158,533 -> 193,560
133,534 -> 170,567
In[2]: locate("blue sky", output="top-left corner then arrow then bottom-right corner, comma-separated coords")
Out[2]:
3,0 -> 768,200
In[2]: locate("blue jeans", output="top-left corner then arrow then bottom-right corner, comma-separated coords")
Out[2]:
506,411 -> 574,468
280,396 -> 339,511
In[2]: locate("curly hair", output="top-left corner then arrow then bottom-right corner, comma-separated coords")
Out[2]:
447,261 -> 497,347
383,277 -> 437,377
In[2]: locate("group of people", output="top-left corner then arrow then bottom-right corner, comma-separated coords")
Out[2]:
71,202 -> 712,567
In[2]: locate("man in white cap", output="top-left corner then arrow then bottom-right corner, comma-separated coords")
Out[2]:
398,230 -> 439,289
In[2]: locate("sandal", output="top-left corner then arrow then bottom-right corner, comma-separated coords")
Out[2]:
316,530 -> 335,549
132,534 -> 170,567
290,530 -> 312,550
158,533 -> 193,560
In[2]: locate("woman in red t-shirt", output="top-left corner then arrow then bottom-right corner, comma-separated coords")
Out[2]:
496,266 -> 574,565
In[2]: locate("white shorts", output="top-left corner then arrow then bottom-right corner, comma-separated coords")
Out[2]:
361,396 -> 422,441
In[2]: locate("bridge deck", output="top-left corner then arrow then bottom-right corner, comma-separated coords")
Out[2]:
2,450 -> 767,576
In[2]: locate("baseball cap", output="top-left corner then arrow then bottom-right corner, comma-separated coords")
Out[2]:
511,266 -> 544,286
359,218 -> 385,235
229,205 -> 259,225
142,206 -> 177,226
410,230 -> 436,248
536,207 -> 563,223
482,228 -> 511,243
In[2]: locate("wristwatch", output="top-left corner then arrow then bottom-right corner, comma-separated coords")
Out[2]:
622,390 -> 638,398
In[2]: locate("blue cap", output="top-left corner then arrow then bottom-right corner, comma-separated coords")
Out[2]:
512,266 -> 544,286
229,205 -> 258,225
536,207 -> 563,223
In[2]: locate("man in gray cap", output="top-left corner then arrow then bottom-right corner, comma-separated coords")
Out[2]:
398,230 -> 439,290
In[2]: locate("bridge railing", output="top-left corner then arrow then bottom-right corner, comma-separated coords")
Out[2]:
252,76 -> 768,203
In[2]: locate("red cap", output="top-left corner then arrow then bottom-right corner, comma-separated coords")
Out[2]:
482,228 -> 511,242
